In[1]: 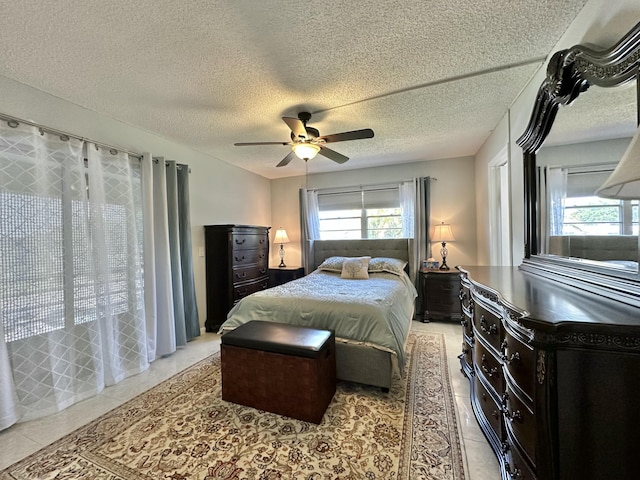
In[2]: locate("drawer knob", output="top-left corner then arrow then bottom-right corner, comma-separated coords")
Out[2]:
461,318 -> 468,327
236,272 -> 247,279
459,290 -> 467,301
235,238 -> 246,245
480,316 -> 497,335
259,268 -> 266,274
506,352 -> 521,365
481,354 -> 499,378
235,255 -> 245,261
507,409 -> 523,423
505,464 -> 522,479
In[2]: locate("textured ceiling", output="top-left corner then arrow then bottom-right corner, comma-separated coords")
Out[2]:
0,0 -> 607,179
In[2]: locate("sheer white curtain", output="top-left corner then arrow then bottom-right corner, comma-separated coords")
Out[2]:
0,123 -> 148,429
539,166 -> 567,252
548,168 -> 567,235
299,188 -> 320,272
399,180 -> 415,239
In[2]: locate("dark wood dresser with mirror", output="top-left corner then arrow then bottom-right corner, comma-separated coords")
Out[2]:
204,225 -> 270,332
458,266 -> 640,480
459,20 -> 640,480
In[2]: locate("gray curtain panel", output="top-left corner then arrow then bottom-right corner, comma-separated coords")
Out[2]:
414,176 -> 431,315
166,161 -> 200,344
177,164 -> 200,341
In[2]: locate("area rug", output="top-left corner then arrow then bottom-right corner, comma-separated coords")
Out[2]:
1,333 -> 465,479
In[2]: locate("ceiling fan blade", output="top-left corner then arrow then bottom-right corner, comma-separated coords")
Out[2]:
282,117 -> 308,140
234,141 -> 291,146
318,128 -> 374,143
276,150 -> 297,167
318,146 -> 349,164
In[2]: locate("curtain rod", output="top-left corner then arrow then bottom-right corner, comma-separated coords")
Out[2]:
310,177 -> 437,194
0,112 -> 143,159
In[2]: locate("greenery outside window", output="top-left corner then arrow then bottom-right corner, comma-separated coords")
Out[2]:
563,196 -> 638,235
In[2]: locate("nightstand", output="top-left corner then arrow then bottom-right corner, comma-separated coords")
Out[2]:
421,269 -> 463,322
269,266 -> 305,287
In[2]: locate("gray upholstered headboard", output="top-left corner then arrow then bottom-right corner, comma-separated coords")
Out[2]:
549,235 -> 638,261
311,239 -> 410,271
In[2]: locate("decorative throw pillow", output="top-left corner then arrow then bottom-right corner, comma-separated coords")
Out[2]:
368,257 -> 407,276
340,256 -> 371,279
317,256 -> 346,272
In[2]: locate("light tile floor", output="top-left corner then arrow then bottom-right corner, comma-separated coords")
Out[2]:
0,321 -> 500,479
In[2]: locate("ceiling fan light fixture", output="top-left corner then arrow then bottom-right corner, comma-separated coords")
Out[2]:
292,143 -> 320,160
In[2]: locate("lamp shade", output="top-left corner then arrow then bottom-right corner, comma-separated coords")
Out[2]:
292,143 -> 320,160
432,222 -> 455,242
273,228 -> 290,244
596,126 -> 640,199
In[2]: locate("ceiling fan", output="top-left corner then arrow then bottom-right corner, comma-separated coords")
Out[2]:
234,112 -> 374,167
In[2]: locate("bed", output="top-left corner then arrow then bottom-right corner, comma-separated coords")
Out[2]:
219,238 -> 417,390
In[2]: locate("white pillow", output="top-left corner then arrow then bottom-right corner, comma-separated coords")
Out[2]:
368,257 -> 407,276
317,256 -> 346,272
340,256 -> 371,279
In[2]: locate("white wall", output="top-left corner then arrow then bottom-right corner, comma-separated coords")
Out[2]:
0,74 -> 272,327
475,114 -> 510,265
270,157 -> 478,269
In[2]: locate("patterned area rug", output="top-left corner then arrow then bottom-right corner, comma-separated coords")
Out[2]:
1,333 -> 465,479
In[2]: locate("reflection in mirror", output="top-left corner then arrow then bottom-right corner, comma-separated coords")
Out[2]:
535,83 -> 639,272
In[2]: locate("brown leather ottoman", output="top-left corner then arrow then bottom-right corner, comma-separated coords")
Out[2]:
220,320 -> 336,424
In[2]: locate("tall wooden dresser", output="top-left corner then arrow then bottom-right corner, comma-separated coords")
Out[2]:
459,266 -> 640,480
204,225 -> 270,332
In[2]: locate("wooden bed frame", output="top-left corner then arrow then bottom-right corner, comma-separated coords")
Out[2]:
311,238 -> 413,390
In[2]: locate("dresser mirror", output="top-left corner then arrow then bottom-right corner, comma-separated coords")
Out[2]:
537,84 -> 637,272
517,21 -> 640,304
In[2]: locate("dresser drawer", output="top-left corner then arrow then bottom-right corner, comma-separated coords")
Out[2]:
233,277 -> 269,302
460,283 -> 471,310
232,248 -> 268,267
461,338 -> 473,372
462,308 -> 473,338
474,339 -> 504,395
504,381 -> 536,465
474,375 -> 503,442
232,264 -> 268,283
504,434 -> 536,480
474,303 -> 503,352
503,329 -> 535,402
231,233 -> 269,250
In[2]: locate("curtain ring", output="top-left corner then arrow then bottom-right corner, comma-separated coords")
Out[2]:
7,120 -> 19,128
59,134 -> 70,141
109,149 -> 117,155
39,127 -> 45,136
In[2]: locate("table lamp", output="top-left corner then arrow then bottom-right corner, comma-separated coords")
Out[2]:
432,222 -> 455,270
273,228 -> 290,268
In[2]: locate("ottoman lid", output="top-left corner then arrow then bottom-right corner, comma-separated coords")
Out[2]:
221,321 -> 333,358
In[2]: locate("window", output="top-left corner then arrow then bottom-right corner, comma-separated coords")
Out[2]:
317,185 -> 404,239
1,136 -> 144,343
563,196 -> 638,235
562,169 -> 639,235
